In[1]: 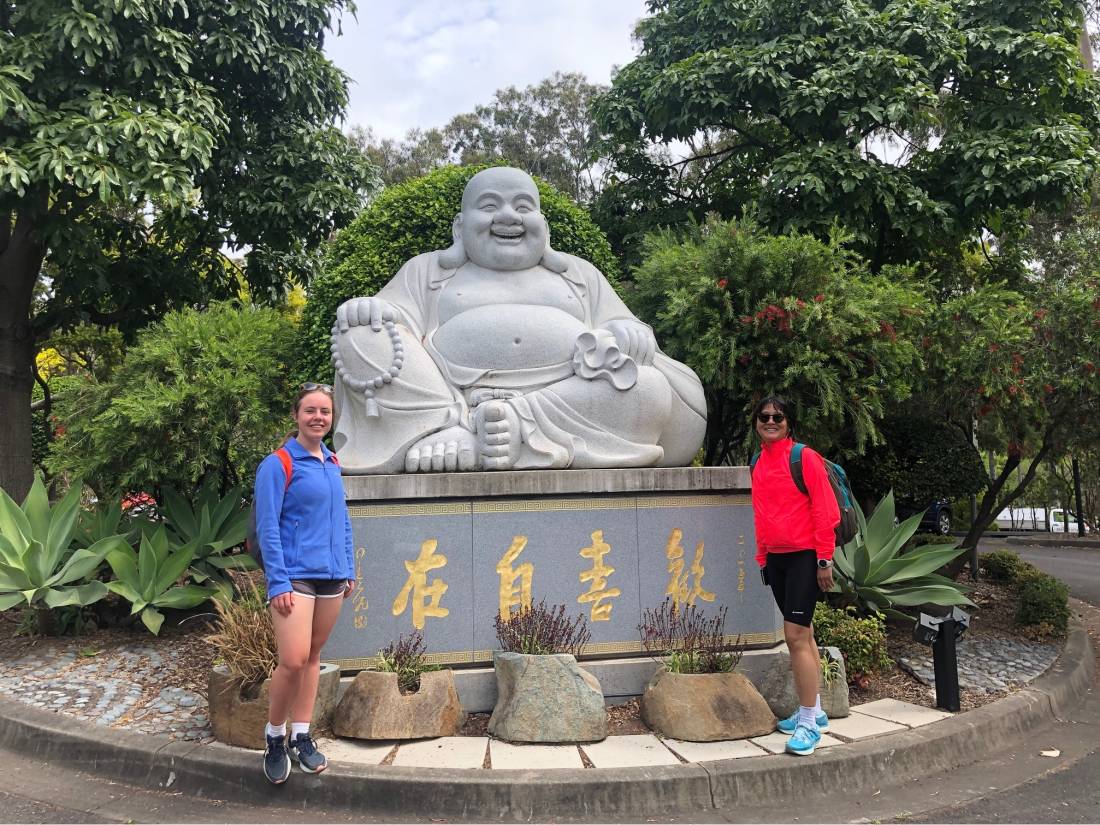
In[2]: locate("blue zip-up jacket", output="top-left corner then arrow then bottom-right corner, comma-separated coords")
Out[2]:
254,438 -> 354,599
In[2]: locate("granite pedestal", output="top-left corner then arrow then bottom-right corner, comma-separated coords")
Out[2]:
327,467 -> 782,677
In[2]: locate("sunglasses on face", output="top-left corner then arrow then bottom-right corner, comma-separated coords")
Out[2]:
300,382 -> 334,394
756,413 -> 786,424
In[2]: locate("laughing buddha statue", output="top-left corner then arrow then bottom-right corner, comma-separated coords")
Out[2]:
330,167 -> 707,474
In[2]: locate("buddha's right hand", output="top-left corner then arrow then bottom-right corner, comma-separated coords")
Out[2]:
335,297 -> 396,333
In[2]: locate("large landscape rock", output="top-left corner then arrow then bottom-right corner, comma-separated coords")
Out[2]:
334,669 -> 466,740
641,668 -> 775,741
488,652 -> 607,743
208,663 -> 339,749
747,645 -> 850,719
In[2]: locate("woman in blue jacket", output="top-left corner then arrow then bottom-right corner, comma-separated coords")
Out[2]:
253,383 -> 355,785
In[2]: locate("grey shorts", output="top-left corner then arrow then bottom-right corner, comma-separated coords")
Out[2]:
290,579 -> 347,599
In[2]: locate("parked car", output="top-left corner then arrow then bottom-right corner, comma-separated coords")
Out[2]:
897,499 -> 953,535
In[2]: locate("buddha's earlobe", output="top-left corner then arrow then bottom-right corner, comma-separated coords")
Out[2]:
437,215 -> 466,269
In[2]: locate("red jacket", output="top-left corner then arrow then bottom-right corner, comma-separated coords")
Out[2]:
752,437 -> 840,568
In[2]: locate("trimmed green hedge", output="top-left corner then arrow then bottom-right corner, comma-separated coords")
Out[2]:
296,164 -> 620,383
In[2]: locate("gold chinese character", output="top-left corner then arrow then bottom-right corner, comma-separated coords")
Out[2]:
497,535 -> 533,619
665,528 -> 715,611
392,539 -> 449,629
354,614 -> 367,629
353,593 -> 369,613
578,530 -> 620,621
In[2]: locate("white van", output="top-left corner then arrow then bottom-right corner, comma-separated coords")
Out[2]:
1050,508 -> 1091,534
995,507 -> 1048,531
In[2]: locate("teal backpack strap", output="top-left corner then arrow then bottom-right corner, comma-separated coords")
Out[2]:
789,442 -> 809,496
750,450 -> 761,473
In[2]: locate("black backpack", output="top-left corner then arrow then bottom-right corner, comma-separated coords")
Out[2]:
751,442 -> 860,547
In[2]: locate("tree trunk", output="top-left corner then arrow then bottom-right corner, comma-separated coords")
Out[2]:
0,211 -> 46,502
948,431 -> 1055,578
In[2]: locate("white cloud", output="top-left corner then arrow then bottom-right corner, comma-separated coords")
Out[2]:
324,0 -> 646,138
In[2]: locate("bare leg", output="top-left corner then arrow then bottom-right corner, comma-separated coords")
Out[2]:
289,596 -> 345,724
785,621 -> 820,708
268,598 -> 317,726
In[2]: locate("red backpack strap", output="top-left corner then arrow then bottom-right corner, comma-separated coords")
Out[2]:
274,447 -> 293,490
330,453 -> 340,466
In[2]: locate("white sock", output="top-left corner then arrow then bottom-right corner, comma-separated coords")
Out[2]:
265,722 -> 286,738
797,705 -> 818,730
290,721 -> 310,740
814,694 -> 822,715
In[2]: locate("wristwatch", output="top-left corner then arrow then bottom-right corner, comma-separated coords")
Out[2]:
817,558 -> 834,569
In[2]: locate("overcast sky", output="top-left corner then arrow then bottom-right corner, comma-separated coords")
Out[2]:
323,1 -> 649,139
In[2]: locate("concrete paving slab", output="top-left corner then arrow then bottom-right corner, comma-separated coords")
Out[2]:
662,738 -> 769,762
489,740 -> 584,770
852,698 -> 953,727
317,737 -> 394,766
391,736 -> 487,769
749,731 -> 842,754
582,734 -> 681,768
827,712 -> 907,740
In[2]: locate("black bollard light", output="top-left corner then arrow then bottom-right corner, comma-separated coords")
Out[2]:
913,607 -> 970,712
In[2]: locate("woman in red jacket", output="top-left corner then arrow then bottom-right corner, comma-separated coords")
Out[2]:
751,396 -> 839,756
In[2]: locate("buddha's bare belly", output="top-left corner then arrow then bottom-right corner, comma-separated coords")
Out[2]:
432,305 -> 587,370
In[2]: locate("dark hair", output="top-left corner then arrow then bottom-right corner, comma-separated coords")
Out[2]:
752,395 -> 796,434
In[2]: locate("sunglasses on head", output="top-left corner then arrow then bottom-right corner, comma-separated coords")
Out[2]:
756,412 -> 786,424
300,382 -> 334,394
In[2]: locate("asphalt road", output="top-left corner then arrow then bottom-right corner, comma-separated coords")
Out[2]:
985,539 -> 1100,607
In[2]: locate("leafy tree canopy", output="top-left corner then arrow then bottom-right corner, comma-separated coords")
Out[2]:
0,0 -> 376,499
845,410 -> 989,509
920,267 -> 1100,556
296,164 -> 619,384
351,72 -> 607,202
594,0 -> 1100,270
628,216 -> 929,464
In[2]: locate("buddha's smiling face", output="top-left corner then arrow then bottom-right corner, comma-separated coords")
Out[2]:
458,168 -> 549,271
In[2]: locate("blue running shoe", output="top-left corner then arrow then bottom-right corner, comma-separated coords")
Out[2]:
786,723 -> 822,756
777,709 -> 828,733
288,732 -> 328,774
263,734 -> 291,784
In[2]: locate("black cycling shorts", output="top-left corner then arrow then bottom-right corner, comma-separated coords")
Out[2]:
764,550 -> 820,627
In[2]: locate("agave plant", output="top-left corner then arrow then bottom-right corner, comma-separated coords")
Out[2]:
160,483 -> 254,584
831,491 -> 973,618
71,497 -> 149,549
105,526 -> 221,634
0,476 -> 126,632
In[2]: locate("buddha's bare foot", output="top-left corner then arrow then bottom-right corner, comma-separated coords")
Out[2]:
474,400 -> 522,470
404,426 -> 478,473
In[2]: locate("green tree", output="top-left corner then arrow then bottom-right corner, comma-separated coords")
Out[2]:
922,275 -> 1100,568
844,409 -> 989,511
296,164 -> 620,384
46,303 -> 296,499
594,0 -> 1100,270
628,217 -> 928,464
0,0 -> 376,501
352,72 -> 608,202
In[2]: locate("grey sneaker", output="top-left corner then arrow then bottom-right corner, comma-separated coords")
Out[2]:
288,732 -> 328,774
263,734 -> 291,784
